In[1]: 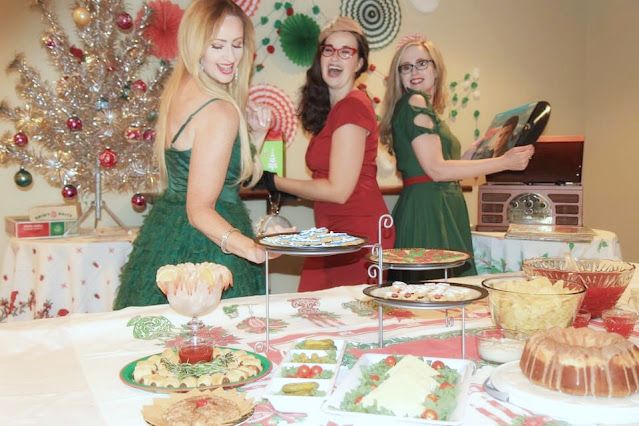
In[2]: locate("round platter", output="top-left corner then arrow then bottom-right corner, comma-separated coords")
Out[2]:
119,347 -> 272,394
363,282 -> 488,309
488,361 -> 639,424
256,231 -> 368,256
367,248 -> 470,270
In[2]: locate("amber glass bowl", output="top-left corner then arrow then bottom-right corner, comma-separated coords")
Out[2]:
522,258 -> 635,317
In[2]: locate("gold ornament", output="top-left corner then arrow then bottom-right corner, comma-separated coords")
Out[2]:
72,7 -> 91,27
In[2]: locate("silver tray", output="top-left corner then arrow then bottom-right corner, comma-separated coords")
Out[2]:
363,282 -> 488,309
256,232 -> 368,256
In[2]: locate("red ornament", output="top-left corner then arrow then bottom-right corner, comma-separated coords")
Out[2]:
13,131 -> 28,147
44,37 -> 56,48
69,45 -> 85,62
357,83 -> 367,90
368,64 -> 376,72
66,116 -> 83,131
266,45 -> 275,54
286,7 -> 294,16
116,12 -> 133,30
131,193 -> 147,212
61,184 -> 78,199
131,79 -> 147,94
99,147 -> 118,168
143,129 -> 156,142
125,126 -> 142,140
373,97 -> 381,104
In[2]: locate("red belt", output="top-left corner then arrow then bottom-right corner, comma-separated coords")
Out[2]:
403,175 -> 434,187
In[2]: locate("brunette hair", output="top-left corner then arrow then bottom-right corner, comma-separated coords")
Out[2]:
297,30 -> 369,135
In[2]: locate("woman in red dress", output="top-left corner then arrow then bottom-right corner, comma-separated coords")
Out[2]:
269,17 -> 395,291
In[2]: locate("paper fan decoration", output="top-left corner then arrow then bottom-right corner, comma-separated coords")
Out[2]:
135,0 -> 184,60
233,0 -> 260,17
249,84 -> 297,144
279,14 -> 321,67
340,0 -> 401,50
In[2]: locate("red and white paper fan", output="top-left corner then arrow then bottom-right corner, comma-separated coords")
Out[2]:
249,84 -> 298,145
233,0 -> 260,17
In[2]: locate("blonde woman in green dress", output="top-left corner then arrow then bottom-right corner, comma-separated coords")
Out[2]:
379,35 -> 534,280
114,0 -> 272,309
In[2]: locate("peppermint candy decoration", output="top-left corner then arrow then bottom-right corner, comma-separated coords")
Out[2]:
340,0 -> 402,50
233,0 -> 260,17
249,84 -> 297,144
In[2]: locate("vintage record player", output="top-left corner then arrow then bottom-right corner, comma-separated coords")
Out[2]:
476,135 -> 585,232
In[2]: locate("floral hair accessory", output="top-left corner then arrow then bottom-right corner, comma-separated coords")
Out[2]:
396,33 -> 427,50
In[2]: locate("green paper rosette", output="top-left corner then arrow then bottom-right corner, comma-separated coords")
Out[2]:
279,14 -> 320,67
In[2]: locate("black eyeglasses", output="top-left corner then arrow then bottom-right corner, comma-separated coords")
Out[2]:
320,44 -> 359,60
398,59 -> 434,75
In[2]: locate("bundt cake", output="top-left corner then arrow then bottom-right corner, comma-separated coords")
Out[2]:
519,327 -> 639,397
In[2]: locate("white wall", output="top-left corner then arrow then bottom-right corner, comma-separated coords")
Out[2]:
1,0 -> 636,295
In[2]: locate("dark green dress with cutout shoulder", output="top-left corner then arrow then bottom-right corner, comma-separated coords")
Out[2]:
391,90 -> 476,280
113,99 -> 264,309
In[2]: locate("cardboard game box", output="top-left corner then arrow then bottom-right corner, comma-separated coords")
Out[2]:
5,216 -> 78,239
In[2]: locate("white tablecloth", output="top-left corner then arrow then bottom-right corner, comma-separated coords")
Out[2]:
472,229 -> 622,274
0,229 -> 135,322
1,272 -> 637,426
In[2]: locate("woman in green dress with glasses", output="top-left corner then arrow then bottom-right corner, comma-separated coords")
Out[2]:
379,35 -> 534,281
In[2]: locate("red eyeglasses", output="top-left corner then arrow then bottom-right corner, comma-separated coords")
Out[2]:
320,44 -> 358,60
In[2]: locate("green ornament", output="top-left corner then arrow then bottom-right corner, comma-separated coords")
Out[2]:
274,19 -> 282,28
464,73 -> 470,80
274,2 -> 282,10
449,81 -> 458,89
256,64 -> 264,72
450,109 -> 458,118
473,110 -> 480,118
474,128 -> 480,138
262,37 -> 270,46
462,96 -> 469,105
471,81 -> 478,89
14,167 -> 33,188
284,2 -> 292,8
312,5 -> 320,14
260,16 -> 268,25
452,94 -> 458,103
147,110 -> 158,122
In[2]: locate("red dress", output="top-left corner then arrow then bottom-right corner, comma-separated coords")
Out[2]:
298,90 -> 395,292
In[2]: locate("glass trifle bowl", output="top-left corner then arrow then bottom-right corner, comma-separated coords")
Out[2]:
156,262 -> 231,363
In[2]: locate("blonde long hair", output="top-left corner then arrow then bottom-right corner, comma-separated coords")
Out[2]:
154,0 -> 261,189
379,38 -> 448,152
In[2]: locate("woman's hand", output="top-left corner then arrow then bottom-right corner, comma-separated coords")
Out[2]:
247,102 -> 272,133
245,242 -> 281,263
502,145 -> 534,170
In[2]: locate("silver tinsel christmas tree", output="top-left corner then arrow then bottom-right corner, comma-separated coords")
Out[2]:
0,0 -> 170,201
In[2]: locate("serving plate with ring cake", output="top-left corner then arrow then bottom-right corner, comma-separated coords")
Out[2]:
485,362 -> 639,425
256,227 -> 368,256
367,248 -> 470,271
120,346 -> 272,394
363,281 -> 488,310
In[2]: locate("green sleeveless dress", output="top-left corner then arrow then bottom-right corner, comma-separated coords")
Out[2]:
391,90 -> 477,280
113,99 -> 264,309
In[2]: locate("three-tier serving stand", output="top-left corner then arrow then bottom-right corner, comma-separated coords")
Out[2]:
257,214 -> 486,358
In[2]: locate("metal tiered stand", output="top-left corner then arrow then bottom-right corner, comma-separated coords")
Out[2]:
257,231 -> 370,352
365,214 -> 486,359
256,214 -> 486,357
